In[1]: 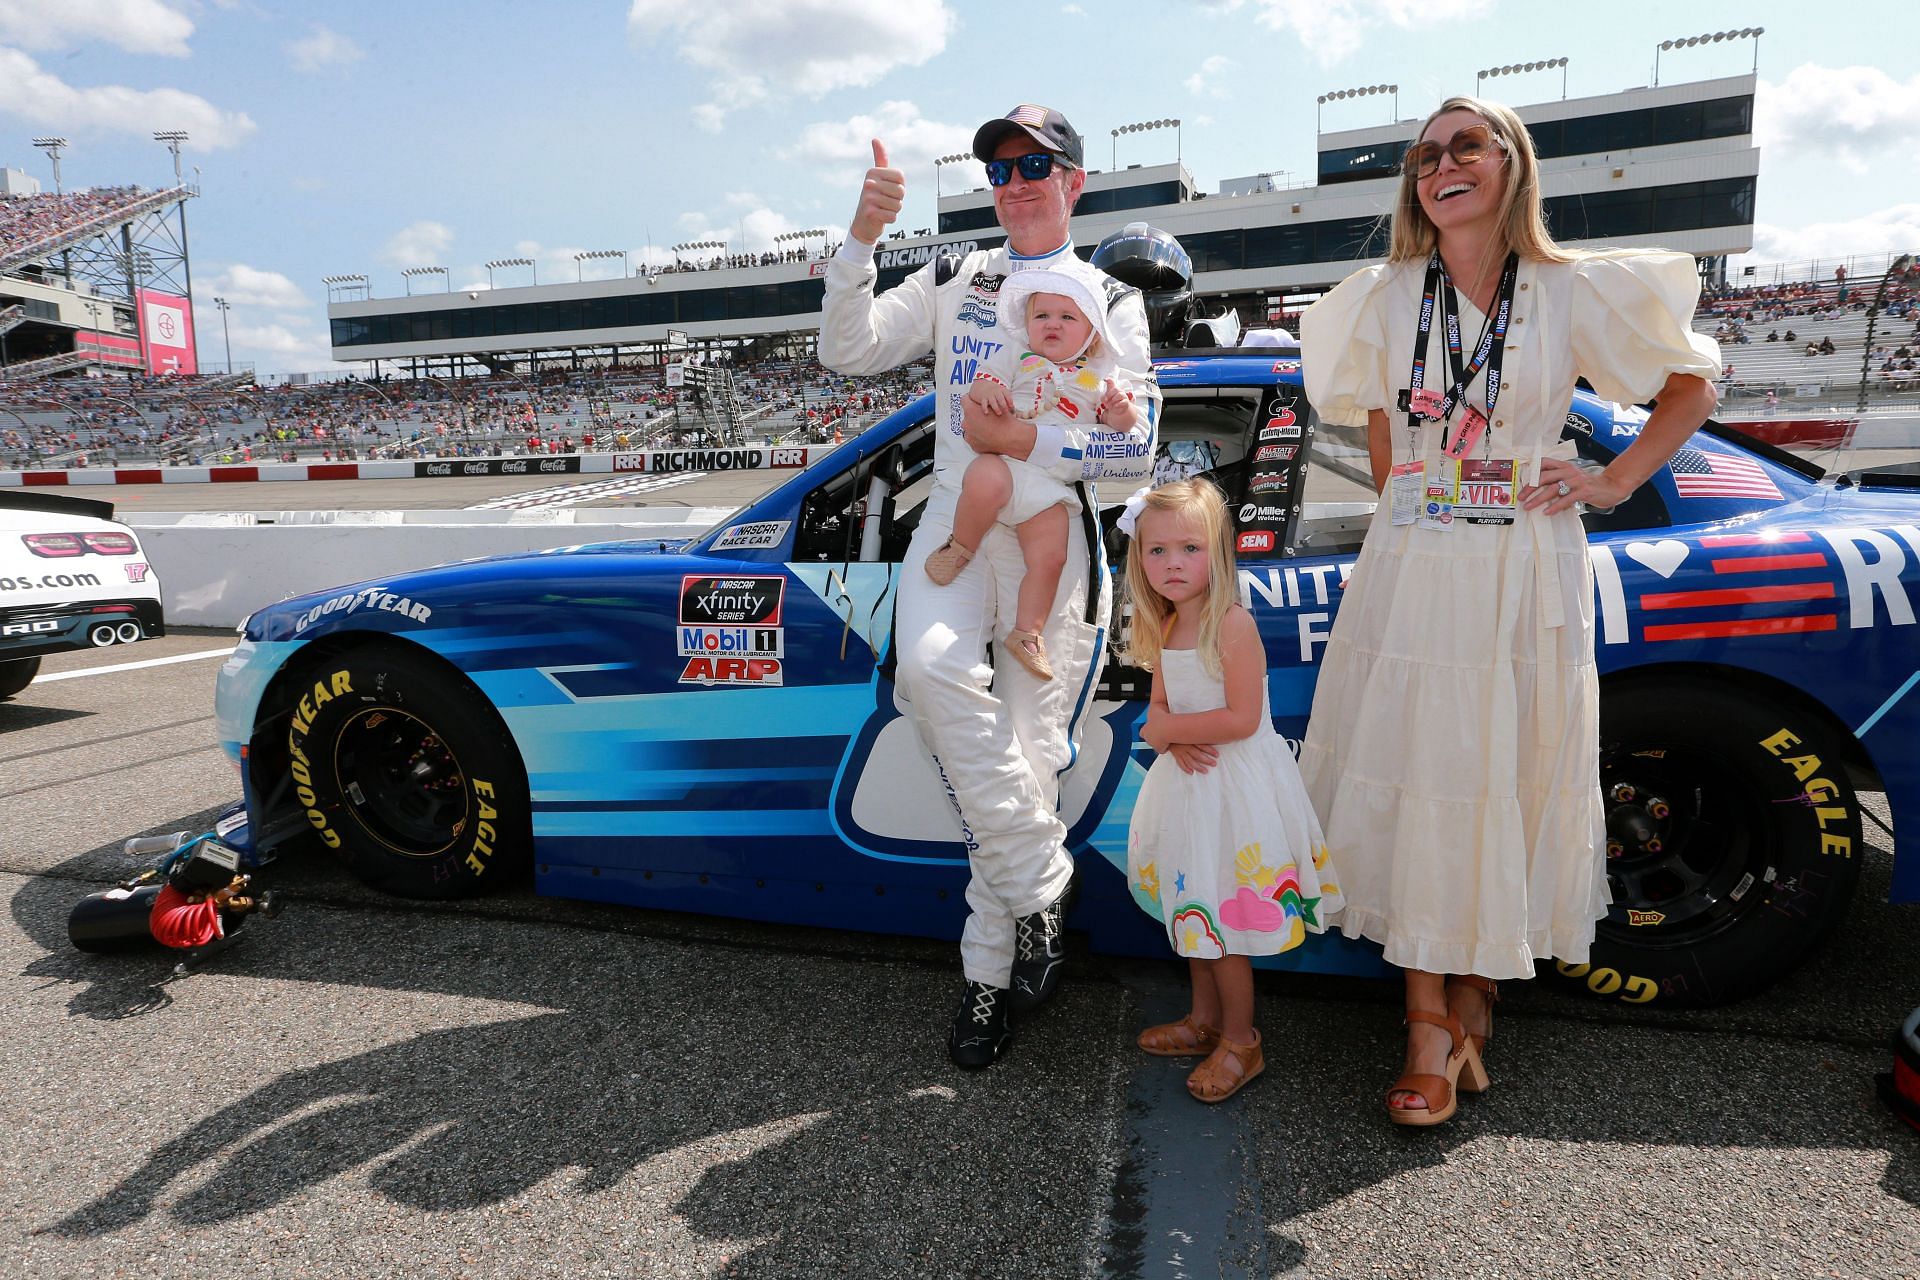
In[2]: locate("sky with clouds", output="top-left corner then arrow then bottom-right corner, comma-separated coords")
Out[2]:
0,0 -> 1914,377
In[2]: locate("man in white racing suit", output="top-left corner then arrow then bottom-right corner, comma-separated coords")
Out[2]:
818,105 -> 1159,1069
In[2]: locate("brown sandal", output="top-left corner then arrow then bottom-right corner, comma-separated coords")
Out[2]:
924,537 -> 976,585
1385,1008 -> 1488,1127
1136,1014 -> 1221,1058
1005,628 -> 1054,680
1187,1030 -> 1264,1104
1447,974 -> 1499,1070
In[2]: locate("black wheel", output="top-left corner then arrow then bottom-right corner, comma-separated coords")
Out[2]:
0,657 -> 41,700
279,643 -> 531,899
1553,680 -> 1863,1007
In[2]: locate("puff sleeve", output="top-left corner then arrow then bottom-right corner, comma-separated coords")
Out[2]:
1570,250 -> 1723,406
1301,264 -> 1395,428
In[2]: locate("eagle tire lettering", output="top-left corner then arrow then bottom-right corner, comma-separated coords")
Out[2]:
1566,680 -> 1864,1007
274,643 -> 530,900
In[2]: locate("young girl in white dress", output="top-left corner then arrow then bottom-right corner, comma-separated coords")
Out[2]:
1121,478 -> 1343,1104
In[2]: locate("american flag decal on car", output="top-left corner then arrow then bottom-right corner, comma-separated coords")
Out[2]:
1668,447 -> 1781,500
1638,532 -> 1838,642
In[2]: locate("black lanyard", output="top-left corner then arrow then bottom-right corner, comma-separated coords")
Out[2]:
1405,250 -> 1518,453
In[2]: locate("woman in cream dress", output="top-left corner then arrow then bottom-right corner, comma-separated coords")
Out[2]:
1299,95 -> 1720,1125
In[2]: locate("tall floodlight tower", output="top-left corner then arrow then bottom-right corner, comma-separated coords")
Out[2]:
153,132 -> 196,335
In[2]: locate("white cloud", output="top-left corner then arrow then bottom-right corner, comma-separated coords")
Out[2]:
1757,64 -> 1920,174
628,0 -> 955,129
286,24 -> 364,74
204,263 -> 309,311
189,301 -> 347,378
1185,55 -> 1234,98
790,100 -> 977,189
1220,0 -> 1493,67
1062,3 -> 1086,13
0,48 -> 256,148
382,220 -> 454,268
1739,204 -> 1920,269
0,0 -> 194,58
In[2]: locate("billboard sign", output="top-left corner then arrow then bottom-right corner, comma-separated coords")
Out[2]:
138,287 -> 197,375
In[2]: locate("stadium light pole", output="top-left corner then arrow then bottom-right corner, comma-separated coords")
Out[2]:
401,266 -> 449,296
933,150 -> 975,197
1477,57 -> 1570,100
31,136 -> 66,198
322,273 -> 369,302
1315,84 -> 1398,133
213,297 -> 233,375
575,249 -> 624,282
153,130 -> 188,186
1654,27 -> 1764,85
484,257 -> 534,287
1110,119 -> 1181,172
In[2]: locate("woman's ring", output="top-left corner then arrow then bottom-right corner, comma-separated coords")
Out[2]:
1555,481 -> 1572,497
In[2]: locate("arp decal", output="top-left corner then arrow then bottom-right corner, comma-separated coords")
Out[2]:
679,575 -> 785,626
678,655 -> 783,687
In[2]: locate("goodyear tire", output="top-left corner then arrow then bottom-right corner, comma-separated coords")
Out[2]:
0,657 -> 40,700
1554,680 -> 1863,1008
280,643 -> 530,899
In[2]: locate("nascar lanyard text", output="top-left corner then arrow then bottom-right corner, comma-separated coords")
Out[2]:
1405,250 -> 1519,455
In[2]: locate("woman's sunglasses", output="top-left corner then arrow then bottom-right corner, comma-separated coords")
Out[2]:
1403,124 -> 1507,179
985,152 -> 1066,186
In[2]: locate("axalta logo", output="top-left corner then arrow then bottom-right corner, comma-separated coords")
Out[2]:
875,240 -> 980,270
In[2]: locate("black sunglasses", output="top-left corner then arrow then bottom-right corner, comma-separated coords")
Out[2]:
1403,123 -> 1507,179
985,152 -> 1067,186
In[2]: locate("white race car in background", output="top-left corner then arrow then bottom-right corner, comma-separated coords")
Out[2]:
0,491 -> 165,699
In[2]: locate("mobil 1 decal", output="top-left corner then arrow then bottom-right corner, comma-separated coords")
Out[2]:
1234,384 -> 1304,560
678,574 -> 785,686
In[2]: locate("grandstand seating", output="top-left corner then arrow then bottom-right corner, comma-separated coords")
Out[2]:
0,356 -> 935,469
0,186 -> 188,276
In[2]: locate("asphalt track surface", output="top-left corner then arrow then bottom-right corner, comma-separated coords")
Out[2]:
3,471 -> 1918,1279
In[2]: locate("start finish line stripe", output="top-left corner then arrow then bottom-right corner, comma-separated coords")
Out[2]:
35,646 -> 238,683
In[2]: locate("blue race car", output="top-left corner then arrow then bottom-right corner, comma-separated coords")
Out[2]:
214,351 -> 1918,1006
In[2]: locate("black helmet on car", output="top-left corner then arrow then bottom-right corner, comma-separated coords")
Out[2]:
1092,222 -> 1193,345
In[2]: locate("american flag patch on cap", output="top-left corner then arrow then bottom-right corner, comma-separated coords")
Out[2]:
1008,104 -> 1049,126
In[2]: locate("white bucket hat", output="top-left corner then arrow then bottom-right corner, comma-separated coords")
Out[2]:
998,260 -> 1114,358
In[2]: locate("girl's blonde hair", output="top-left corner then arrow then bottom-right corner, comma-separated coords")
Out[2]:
1387,94 -> 1574,279
1124,477 -> 1237,677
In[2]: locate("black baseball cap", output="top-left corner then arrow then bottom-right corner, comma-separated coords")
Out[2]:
972,105 -> 1084,168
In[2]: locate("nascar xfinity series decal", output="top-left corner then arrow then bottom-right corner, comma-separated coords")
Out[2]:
678,574 -> 785,686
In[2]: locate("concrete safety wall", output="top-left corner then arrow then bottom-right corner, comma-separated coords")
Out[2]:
125,507 -> 733,627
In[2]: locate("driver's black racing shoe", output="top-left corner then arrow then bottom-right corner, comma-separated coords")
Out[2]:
948,980 -> 1012,1070
1010,895 -> 1068,1013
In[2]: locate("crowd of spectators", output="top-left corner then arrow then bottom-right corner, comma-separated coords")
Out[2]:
0,186 -> 156,263
0,352 -> 936,470
654,243 -> 847,276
